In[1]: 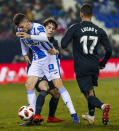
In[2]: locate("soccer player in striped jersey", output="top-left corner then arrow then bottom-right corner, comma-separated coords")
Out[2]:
21,18 -> 65,126
13,13 -> 80,124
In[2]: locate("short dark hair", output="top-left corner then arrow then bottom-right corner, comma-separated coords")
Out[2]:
43,17 -> 58,29
13,13 -> 28,26
80,4 -> 93,17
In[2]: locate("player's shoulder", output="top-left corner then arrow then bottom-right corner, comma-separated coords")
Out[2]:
32,22 -> 45,32
91,22 -> 106,34
49,37 -> 58,44
52,37 -> 57,42
85,22 -> 107,38
69,23 -> 80,29
33,23 -> 43,28
67,23 -> 80,33
89,22 -> 100,30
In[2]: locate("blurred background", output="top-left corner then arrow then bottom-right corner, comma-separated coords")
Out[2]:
1,0 -> 119,63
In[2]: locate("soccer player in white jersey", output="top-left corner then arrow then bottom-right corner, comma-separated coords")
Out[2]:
13,13 -> 80,123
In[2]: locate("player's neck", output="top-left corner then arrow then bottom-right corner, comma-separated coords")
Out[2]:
82,17 -> 91,22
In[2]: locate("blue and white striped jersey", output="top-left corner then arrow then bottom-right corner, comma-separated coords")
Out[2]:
19,23 -> 52,60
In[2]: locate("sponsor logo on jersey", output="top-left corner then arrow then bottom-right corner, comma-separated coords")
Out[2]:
23,39 -> 40,46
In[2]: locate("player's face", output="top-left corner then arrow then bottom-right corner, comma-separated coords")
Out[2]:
45,23 -> 56,38
18,19 -> 31,33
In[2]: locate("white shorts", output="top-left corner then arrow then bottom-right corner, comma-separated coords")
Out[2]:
28,57 -> 52,81
47,54 -> 61,80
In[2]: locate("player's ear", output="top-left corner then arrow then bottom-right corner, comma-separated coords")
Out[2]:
80,12 -> 84,18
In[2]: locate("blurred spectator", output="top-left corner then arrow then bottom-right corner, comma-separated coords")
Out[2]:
26,8 -> 33,20
32,3 -> 43,22
109,35 -> 119,57
106,0 -> 118,15
42,6 -> 52,20
57,14 -> 67,34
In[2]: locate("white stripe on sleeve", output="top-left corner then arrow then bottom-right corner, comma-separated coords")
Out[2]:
20,39 -> 28,56
30,32 -> 53,50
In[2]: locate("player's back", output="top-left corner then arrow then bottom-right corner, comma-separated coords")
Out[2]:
72,21 -> 109,76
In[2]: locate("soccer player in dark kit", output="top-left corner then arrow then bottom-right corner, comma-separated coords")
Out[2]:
61,4 -> 112,125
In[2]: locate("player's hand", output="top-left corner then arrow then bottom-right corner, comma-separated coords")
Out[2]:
100,66 -> 105,69
99,61 -> 105,69
55,49 -> 59,55
24,55 -> 31,64
16,32 -> 31,39
48,47 -> 58,55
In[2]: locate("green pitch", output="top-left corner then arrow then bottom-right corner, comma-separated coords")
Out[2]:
0,78 -> 119,131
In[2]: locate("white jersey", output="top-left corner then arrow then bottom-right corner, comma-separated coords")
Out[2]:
18,22 -> 60,80
19,23 -> 52,60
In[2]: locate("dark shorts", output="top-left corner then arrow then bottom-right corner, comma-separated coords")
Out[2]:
35,76 -> 56,92
76,73 -> 98,93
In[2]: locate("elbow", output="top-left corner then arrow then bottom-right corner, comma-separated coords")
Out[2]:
61,40 -> 66,49
106,49 -> 112,58
61,44 -> 66,49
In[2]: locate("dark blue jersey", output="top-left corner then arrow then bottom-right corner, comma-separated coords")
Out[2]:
61,21 -> 112,76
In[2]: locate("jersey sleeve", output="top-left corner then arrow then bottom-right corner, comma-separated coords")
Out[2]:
30,25 -> 53,50
20,39 -> 28,56
50,37 -> 59,51
52,39 -> 61,58
61,24 -> 76,49
30,26 -> 48,42
99,29 -> 112,67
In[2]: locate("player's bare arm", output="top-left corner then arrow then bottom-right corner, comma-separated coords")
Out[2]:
48,47 -> 59,55
23,55 -> 31,64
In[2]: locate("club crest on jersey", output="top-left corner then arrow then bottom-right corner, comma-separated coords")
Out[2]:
48,64 -> 54,70
48,64 -> 57,73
